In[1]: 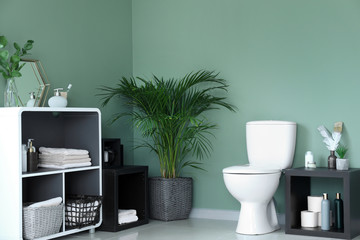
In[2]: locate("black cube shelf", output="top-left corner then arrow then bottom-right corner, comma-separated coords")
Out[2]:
285,167 -> 360,239
99,166 -> 149,232
102,138 -> 123,168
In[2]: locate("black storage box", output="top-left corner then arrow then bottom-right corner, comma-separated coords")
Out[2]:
102,138 -> 123,168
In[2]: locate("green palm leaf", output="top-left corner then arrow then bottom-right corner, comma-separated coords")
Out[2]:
98,70 -> 236,178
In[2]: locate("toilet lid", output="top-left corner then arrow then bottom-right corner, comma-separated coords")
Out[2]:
222,165 -> 280,174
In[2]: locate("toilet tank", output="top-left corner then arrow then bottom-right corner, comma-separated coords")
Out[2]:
246,120 -> 297,169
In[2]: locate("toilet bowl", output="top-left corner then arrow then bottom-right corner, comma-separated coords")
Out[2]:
223,121 -> 296,235
223,166 -> 281,234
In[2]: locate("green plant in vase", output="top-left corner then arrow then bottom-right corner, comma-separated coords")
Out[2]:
336,144 -> 349,170
0,35 -> 34,107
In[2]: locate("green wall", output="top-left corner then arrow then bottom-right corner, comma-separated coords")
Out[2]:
0,0 -> 134,163
132,0 -> 360,213
2,0 -> 360,215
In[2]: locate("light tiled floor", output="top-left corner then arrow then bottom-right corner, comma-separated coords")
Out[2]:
57,219 -> 360,240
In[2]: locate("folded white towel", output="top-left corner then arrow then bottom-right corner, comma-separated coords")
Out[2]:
39,147 -> 89,155
118,209 -> 137,217
118,215 -> 138,225
39,154 -> 90,161
39,158 -> 91,165
27,197 -> 62,208
39,162 -> 91,169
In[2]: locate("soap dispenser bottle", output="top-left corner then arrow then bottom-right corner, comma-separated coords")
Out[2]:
27,139 -> 38,172
334,193 -> 344,229
48,88 -> 67,107
321,193 -> 330,230
26,92 -> 36,107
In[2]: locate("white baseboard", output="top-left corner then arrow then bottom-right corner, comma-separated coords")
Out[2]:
189,208 -> 285,225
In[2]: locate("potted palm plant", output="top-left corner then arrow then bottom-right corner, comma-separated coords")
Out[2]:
99,70 -> 236,221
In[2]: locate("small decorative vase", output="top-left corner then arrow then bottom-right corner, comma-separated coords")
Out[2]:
328,151 -> 337,169
4,78 -> 20,107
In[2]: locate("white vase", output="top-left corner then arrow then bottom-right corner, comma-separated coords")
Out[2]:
336,158 -> 349,170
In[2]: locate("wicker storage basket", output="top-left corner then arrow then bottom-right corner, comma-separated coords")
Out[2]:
149,177 -> 192,221
65,195 -> 102,229
23,203 -> 63,240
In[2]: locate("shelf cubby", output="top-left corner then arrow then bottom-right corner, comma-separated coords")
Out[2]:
285,167 -> 360,239
99,166 -> 149,232
65,170 -> 100,196
21,111 -> 100,166
22,174 -> 63,203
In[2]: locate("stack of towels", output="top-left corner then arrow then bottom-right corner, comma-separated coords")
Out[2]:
38,147 -> 92,169
118,209 -> 138,225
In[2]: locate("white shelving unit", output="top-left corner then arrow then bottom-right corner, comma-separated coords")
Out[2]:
0,107 -> 102,240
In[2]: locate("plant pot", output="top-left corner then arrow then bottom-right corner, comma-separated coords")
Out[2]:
336,158 -> 349,170
149,177 -> 192,221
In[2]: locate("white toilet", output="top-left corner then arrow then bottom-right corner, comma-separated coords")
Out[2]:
223,120 -> 296,235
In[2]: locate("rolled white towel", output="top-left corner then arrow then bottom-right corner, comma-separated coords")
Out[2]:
39,147 -> 89,155
119,209 -> 137,217
27,197 -> 62,208
118,215 -> 138,225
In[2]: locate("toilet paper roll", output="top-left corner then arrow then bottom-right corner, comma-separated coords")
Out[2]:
301,210 -> 318,228
318,211 -> 332,227
308,196 -> 323,212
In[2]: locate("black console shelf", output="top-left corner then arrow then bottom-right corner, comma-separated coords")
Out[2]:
99,165 -> 149,232
285,167 -> 360,239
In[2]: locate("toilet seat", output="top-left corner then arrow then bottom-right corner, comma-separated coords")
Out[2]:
223,164 -> 280,174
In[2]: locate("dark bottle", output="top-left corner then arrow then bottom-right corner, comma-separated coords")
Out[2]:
334,192 -> 344,229
27,139 -> 38,172
328,151 -> 337,169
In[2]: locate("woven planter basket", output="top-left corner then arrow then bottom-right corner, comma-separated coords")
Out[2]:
149,177 -> 193,221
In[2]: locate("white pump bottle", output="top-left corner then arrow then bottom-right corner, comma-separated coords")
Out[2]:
48,88 -> 67,107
